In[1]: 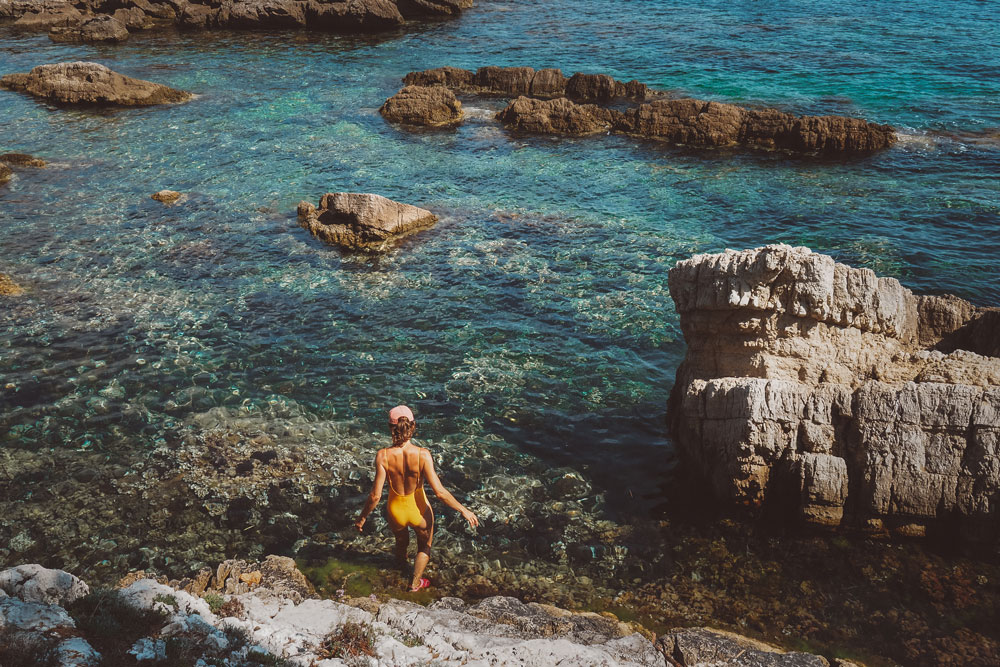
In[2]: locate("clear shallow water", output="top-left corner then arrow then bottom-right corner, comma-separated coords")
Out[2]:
1,1 -> 999,535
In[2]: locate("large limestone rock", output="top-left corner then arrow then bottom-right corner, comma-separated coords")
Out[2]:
49,14 -> 129,42
297,192 -> 438,249
0,564 -> 89,606
658,627 -> 830,666
496,95 -> 619,136
668,245 -> 1000,539
1,62 -> 192,106
379,84 -> 464,126
11,1 -> 82,28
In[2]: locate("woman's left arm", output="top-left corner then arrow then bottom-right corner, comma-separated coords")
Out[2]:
356,449 -> 387,531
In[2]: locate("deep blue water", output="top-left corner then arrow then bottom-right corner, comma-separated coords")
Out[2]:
2,0 -> 999,513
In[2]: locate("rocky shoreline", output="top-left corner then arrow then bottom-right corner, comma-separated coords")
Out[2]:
0,0 -> 473,42
381,67 -> 897,155
1,561 -> 861,666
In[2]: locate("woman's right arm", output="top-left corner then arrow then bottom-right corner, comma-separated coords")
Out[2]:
421,449 -> 479,528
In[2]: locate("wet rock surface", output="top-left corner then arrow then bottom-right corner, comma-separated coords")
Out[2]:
392,66 -> 896,154
379,84 -> 464,126
668,244 -> 1000,539
297,191 -> 439,249
151,188 -> 182,203
659,627 -> 830,666
0,152 -> 46,168
0,61 -> 192,106
0,163 -> 10,186
0,273 -> 24,295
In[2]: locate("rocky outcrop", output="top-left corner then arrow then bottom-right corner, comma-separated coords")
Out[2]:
394,66 -> 896,154
668,245 -> 1000,539
379,84 -> 463,126
297,191 -> 438,249
1,62 -> 192,106
49,14 -> 129,41
402,65 -> 648,102
11,1 -> 82,29
496,96 -> 619,136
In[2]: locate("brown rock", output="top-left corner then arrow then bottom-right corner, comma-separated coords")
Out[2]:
667,245 -> 1000,539
0,273 -> 24,296
740,108 -> 897,153
496,96 -> 618,136
0,164 -> 11,187
1,62 -> 192,106
617,98 -> 746,147
297,192 -> 438,250
304,0 -> 404,31
49,15 -> 129,42
395,0 -> 471,17
529,68 -> 567,98
219,0 -> 307,29
257,555 -> 316,603
12,2 -> 82,29
402,66 -> 474,89
187,567 -> 212,595
565,72 -> 626,103
151,189 -> 182,203
473,66 -> 535,96
112,6 -> 154,30
379,84 -> 463,126
1,154 -> 47,169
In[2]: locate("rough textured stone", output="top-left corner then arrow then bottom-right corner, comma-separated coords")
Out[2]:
0,152 -> 46,168
297,192 -> 438,250
496,96 -> 619,136
1,62 -> 192,106
380,84 -> 463,126
151,189 -> 182,203
49,14 -> 129,41
0,564 -> 89,606
658,627 -> 830,666
0,163 -> 11,187
668,245 -> 1000,539
403,65 -> 474,89
11,2 -> 81,28
565,72 -> 626,103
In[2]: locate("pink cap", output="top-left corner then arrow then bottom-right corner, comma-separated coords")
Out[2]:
389,405 -> 414,424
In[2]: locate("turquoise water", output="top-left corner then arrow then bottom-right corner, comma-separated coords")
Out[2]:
2,1 -> 999,522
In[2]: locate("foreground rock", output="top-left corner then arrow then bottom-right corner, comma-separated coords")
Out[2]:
49,14 -> 129,42
1,562 -> 849,666
379,84 -> 464,126
1,62 -> 192,106
297,191 -> 438,249
668,245 -> 1000,539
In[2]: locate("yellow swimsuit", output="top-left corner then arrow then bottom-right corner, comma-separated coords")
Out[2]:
387,478 -> 428,528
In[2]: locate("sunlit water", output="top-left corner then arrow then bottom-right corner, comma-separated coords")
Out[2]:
1,2 -> 999,658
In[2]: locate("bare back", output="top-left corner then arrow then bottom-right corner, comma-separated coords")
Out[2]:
381,443 -> 425,496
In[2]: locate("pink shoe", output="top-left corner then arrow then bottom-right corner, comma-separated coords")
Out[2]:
409,578 -> 430,592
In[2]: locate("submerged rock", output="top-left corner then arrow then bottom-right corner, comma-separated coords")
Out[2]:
667,245 -> 1000,539
151,189 -> 182,203
297,192 -> 438,249
0,163 -> 11,187
0,273 -> 24,296
0,62 -> 192,106
379,84 -> 464,126
0,152 -> 46,168
49,14 -> 129,42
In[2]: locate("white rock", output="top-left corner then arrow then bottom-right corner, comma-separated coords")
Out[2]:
119,579 -> 216,621
0,597 -> 75,632
0,564 -> 89,605
130,637 -> 167,661
57,637 -> 102,666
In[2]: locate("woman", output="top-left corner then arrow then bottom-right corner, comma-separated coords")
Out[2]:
355,405 -> 479,592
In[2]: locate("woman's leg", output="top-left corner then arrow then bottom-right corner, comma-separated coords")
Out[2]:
386,506 -> 409,569
411,501 -> 434,589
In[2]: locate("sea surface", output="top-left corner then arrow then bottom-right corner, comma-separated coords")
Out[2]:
2,1 -> 999,662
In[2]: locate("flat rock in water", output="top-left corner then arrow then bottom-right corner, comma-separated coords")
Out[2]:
0,273 -> 25,296
379,84 -> 463,126
496,96 -> 618,136
0,163 -> 11,186
297,192 -> 438,250
0,61 -> 192,106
